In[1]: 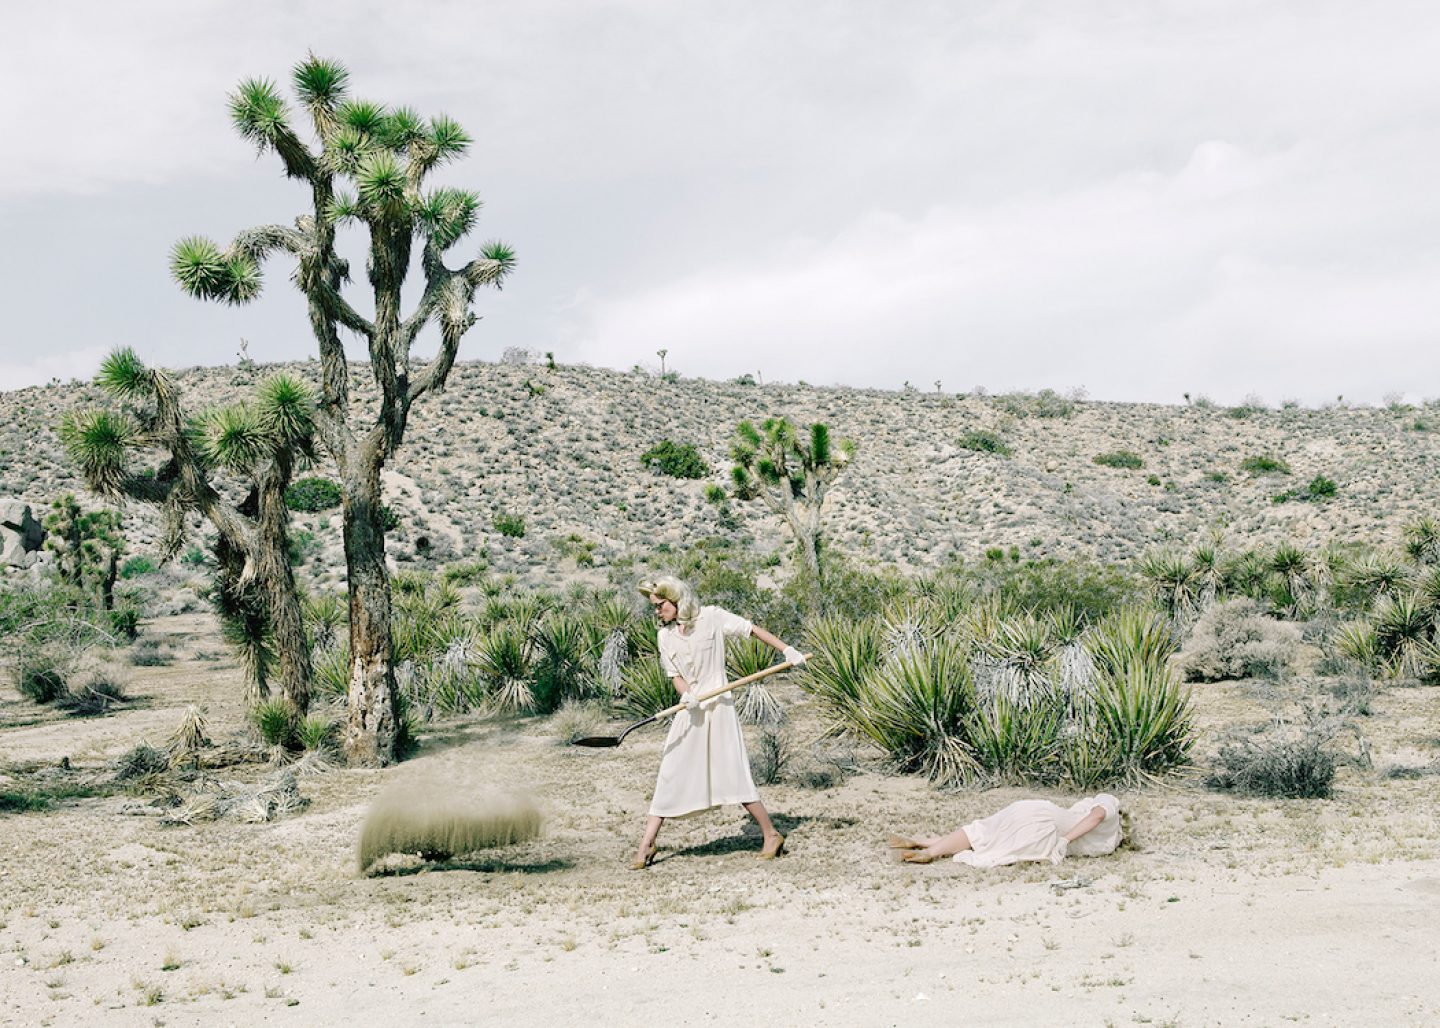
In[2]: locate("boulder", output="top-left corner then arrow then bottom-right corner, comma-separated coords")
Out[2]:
0,500 -> 44,568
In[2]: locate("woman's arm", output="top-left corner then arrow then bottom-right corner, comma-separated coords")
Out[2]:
750,625 -> 805,665
1063,805 -> 1108,843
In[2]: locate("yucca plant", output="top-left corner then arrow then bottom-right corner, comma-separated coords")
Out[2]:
1222,548 -> 1273,602
252,698 -> 298,748
981,612 -> 1057,707
1342,553 -> 1409,608
1083,608 -> 1175,683
849,637 -> 979,786
1371,593 -> 1434,679
1403,516 -> 1440,567
303,592 -> 347,650
617,658 -> 679,720
727,635 -> 784,725
965,692 -> 1064,783
1136,549 -> 1198,618
1082,662 -> 1194,782
474,623 -> 535,713
1332,621 -> 1381,674
532,613 -> 599,713
296,713 -> 337,752
799,616 -> 884,732
313,645 -> 351,698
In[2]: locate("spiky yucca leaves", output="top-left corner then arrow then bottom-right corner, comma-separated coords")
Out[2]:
1403,516 -> 1440,567
475,623 -> 536,713
1341,552 -> 1409,609
727,635 -> 785,725
1222,548 -> 1272,602
1370,593 -> 1435,679
1268,541 -> 1315,617
977,612 -> 1057,708
303,592 -> 346,649
1136,549 -> 1198,618
313,645 -> 351,697
799,616 -> 884,732
965,692 -> 1064,783
296,713 -> 336,752
850,637 -> 979,786
532,613 -> 601,714
1083,608 -> 1175,683
1188,540 -> 1224,609
252,698 -> 297,748
1332,621 -> 1381,674
617,658 -> 679,720
1082,662 -> 1194,783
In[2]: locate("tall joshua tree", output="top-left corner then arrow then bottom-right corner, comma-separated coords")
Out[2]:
171,55 -> 515,764
731,417 -> 855,609
62,349 -> 315,710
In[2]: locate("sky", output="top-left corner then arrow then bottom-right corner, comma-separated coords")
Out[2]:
2,0 -> 1439,404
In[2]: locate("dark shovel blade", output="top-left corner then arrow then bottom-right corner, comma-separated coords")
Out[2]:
571,734 -> 622,748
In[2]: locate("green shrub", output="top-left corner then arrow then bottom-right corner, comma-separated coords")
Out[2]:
1240,455 -> 1290,476
640,440 -> 710,479
703,484 -> 727,505
442,560 -> 489,586
996,389 -> 1074,419
1307,474 -> 1338,500
119,556 -> 157,579
296,714 -> 335,752
16,651 -> 69,704
493,513 -> 526,538
1093,450 -> 1143,470
285,477 -> 343,512
181,546 -> 208,566
287,529 -> 321,565
957,430 -> 1011,456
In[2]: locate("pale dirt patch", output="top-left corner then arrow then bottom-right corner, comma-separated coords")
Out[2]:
2,616 -> 1438,1026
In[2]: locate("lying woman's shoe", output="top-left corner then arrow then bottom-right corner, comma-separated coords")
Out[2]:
888,835 -> 923,850
759,834 -> 786,860
901,850 -> 939,864
630,844 -> 657,870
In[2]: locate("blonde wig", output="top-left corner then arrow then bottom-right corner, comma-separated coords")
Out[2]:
637,575 -> 700,629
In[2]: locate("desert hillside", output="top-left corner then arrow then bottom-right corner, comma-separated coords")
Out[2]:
1,359 -> 1432,581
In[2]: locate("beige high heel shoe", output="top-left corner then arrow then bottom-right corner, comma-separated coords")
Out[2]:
759,834 -> 786,860
888,835 -> 923,850
630,844 -> 657,870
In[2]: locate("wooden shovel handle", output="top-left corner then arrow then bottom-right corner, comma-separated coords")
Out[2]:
653,656 -> 810,720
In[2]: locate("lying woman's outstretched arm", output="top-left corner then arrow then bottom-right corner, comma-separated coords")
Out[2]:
1063,805 -> 1108,843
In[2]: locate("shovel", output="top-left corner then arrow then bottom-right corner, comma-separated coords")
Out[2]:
572,656 -> 808,748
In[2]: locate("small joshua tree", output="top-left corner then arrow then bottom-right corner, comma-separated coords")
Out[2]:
62,349 -> 315,710
44,494 -> 124,611
171,55 -> 515,764
730,417 -> 854,609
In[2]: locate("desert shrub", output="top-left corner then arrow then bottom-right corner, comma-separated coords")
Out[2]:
284,476 -> 342,512
114,743 -> 170,781
951,557 -> 1141,622
60,673 -> 127,715
640,440 -> 710,479
1208,727 -> 1336,798
493,513 -> 526,538
996,389 -> 1074,419
129,638 -> 173,666
474,622 -> 536,711
251,699 -> 298,748
1306,474 -> 1338,500
1093,450 -> 1143,470
703,484 -> 727,504
182,545 -> 208,566
749,726 -> 791,786
119,556 -> 157,579
1181,599 -> 1301,682
1,782 -> 110,812
16,650 -> 70,704
957,430 -> 1011,456
1240,455 -> 1291,476
531,613 -> 601,714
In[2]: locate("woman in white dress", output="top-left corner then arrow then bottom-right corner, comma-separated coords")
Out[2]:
631,576 -> 806,870
889,793 -> 1123,866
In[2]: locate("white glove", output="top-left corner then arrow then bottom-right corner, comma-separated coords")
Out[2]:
681,691 -> 701,711
782,646 -> 807,667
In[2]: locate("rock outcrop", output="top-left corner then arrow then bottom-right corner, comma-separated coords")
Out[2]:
1,500 -> 45,568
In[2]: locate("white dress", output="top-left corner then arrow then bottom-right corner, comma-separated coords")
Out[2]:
647,606 -> 761,817
953,793 -> 1122,867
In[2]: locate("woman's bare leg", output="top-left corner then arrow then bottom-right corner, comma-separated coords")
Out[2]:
635,815 -> 664,864
742,799 -> 783,849
914,827 -> 972,859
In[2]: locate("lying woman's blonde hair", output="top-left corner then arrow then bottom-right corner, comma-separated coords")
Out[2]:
637,575 -> 700,629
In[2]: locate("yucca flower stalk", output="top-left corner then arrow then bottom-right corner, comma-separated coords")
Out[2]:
173,54 -> 515,765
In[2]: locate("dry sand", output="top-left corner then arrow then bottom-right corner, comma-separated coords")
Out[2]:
3,614 -> 1439,1027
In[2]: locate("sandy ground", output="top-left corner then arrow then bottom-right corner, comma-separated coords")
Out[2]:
3,615 -> 1439,1027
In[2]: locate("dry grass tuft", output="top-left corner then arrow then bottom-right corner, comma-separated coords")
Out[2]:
357,781 -> 542,873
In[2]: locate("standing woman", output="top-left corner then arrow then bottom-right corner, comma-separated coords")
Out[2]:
632,576 -> 805,869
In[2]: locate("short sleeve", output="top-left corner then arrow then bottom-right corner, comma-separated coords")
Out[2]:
713,607 -> 754,640
658,632 -> 679,677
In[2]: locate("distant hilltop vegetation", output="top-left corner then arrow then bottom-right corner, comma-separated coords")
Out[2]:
1,359 -> 1433,582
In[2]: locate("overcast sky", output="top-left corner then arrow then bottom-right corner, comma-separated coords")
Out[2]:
2,1 -> 1438,404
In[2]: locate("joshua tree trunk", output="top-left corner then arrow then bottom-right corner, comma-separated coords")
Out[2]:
340,463 -> 398,765
256,453 -> 311,712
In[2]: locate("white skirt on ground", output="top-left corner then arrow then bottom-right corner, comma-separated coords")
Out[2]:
953,794 -> 1122,867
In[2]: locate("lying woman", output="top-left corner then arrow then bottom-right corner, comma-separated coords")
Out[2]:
890,793 -> 1122,866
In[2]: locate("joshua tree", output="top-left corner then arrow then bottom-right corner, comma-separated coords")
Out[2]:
170,55 -> 515,764
730,417 -> 854,607
62,349 -> 315,709
44,495 -> 124,611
